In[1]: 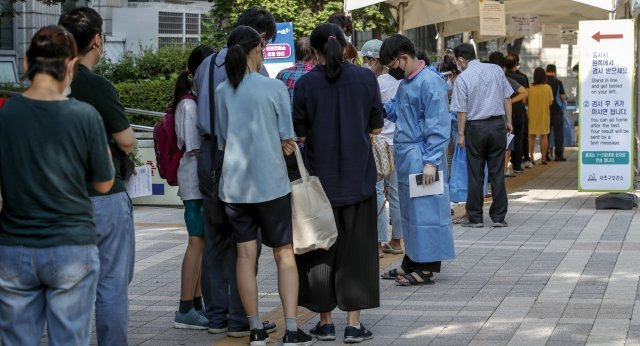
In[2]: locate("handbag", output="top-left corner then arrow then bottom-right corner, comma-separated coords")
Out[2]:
290,146 -> 338,255
371,135 -> 393,181
449,146 -> 489,203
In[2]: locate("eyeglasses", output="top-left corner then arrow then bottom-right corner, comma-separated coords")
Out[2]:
384,56 -> 400,70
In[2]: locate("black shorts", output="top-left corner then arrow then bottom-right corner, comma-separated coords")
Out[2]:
225,194 -> 292,248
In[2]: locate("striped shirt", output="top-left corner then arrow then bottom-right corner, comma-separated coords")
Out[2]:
450,60 -> 514,121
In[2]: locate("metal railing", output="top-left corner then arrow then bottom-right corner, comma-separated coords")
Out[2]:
1,89 -> 161,132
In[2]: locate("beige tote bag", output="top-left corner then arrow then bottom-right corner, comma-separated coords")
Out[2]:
290,146 -> 338,254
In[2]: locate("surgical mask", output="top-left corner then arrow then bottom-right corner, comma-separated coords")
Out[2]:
364,61 -> 377,71
389,66 -> 404,80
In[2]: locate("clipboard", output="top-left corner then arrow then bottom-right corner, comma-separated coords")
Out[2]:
409,171 -> 444,198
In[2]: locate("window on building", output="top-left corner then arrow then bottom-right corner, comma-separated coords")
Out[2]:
159,11 -> 183,35
0,2 -> 14,51
185,13 -> 199,35
0,56 -> 18,83
158,36 -> 182,48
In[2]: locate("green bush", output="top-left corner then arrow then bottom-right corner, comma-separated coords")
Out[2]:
115,79 -> 175,126
95,46 -> 193,84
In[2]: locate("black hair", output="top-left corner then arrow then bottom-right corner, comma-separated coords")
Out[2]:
533,67 -> 547,85
58,7 -> 103,55
546,64 -> 557,73
25,25 -> 78,82
295,37 -> 314,62
327,13 -> 353,37
379,34 -> 416,66
505,53 -> 519,70
235,7 -> 276,43
440,54 -> 459,76
415,50 -> 431,65
453,43 -> 476,61
488,51 -> 505,68
225,26 -> 262,89
172,44 -> 215,109
310,23 -> 347,83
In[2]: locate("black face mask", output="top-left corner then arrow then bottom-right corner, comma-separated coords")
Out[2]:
388,58 -> 405,80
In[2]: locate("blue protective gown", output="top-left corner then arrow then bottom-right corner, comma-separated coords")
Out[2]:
385,66 -> 455,263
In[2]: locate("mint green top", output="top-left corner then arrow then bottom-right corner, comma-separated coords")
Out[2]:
215,72 -> 295,203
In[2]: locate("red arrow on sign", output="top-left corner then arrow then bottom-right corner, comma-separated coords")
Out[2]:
592,31 -> 623,42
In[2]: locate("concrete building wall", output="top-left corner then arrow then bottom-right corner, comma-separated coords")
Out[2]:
112,7 -> 158,54
15,1 -> 61,75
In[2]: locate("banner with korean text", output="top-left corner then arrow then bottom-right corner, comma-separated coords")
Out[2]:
578,20 -> 634,192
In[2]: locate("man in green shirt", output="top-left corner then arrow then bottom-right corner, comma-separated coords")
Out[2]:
60,8 -> 137,345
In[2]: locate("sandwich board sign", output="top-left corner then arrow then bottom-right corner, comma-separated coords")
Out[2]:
578,19 -> 634,192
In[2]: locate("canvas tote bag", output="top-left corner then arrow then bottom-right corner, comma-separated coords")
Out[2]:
290,146 -> 338,254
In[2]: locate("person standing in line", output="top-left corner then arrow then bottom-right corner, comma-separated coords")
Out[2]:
192,7 -> 277,336
276,36 -> 315,181
508,54 -> 534,169
505,54 -> 529,173
358,39 -> 404,257
59,8 -> 137,345
546,64 -> 567,161
0,25 -> 114,345
215,26 -> 312,346
293,23 -> 383,343
527,67 -> 554,164
378,34 -> 455,286
488,52 -> 528,177
173,45 -> 215,329
450,43 -> 513,228
327,13 -> 354,37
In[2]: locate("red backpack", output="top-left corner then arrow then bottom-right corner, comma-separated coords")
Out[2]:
153,93 -> 197,186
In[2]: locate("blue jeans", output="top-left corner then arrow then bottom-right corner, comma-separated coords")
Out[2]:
376,163 -> 403,242
91,192 -> 135,345
0,244 -> 99,346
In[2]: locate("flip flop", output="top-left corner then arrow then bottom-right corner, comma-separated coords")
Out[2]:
382,243 -> 404,254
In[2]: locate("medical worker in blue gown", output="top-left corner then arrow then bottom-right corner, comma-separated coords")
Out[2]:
378,35 -> 455,286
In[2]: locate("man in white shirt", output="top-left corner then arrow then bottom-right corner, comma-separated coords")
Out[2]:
450,43 -> 513,228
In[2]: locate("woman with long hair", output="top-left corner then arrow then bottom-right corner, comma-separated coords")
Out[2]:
293,23 -> 384,343
214,25 -> 312,346
527,67 -> 554,164
173,44 -> 215,330
0,25 -> 114,344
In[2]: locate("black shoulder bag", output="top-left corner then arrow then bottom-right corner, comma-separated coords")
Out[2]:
206,52 -> 229,227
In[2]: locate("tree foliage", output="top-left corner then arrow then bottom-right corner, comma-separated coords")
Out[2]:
203,0 -> 397,49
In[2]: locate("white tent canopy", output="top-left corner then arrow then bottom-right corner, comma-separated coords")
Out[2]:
345,0 -> 613,34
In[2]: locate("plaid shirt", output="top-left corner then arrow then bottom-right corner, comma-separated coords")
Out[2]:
275,61 -> 315,112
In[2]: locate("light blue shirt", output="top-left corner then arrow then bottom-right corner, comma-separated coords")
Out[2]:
193,48 -> 269,135
215,73 -> 295,203
450,60 -> 513,121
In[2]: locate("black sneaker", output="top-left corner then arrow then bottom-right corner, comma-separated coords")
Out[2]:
249,328 -> 269,346
555,157 -> 567,162
459,220 -> 484,228
344,324 -> 373,343
310,321 -> 336,341
283,328 -> 313,346
227,321 -> 276,337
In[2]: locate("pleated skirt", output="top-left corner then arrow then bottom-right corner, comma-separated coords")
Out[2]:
295,194 -> 380,313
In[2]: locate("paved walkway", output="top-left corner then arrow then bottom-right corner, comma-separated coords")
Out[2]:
95,149 -> 639,345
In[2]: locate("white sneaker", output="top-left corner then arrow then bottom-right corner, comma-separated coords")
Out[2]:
524,161 -> 535,169
505,167 -> 516,177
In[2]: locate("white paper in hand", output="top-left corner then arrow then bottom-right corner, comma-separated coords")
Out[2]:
125,165 -> 153,198
409,171 -> 444,198
507,133 -> 515,149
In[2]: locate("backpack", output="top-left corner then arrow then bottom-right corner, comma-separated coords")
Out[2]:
153,93 -> 197,186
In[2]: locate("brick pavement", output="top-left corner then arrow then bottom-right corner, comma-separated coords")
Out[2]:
85,149 -> 639,345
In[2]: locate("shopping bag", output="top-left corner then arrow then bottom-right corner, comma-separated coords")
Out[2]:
449,146 -> 489,203
449,145 -> 468,203
290,146 -> 338,254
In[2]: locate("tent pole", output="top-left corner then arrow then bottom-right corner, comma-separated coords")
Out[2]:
398,2 -> 405,34
436,22 -> 445,57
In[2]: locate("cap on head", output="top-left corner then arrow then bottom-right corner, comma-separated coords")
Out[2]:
358,39 -> 383,58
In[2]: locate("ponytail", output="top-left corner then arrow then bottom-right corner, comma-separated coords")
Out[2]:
224,26 -> 262,89
324,37 -> 344,83
172,70 -> 191,110
310,23 -> 347,83
225,44 -> 248,89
